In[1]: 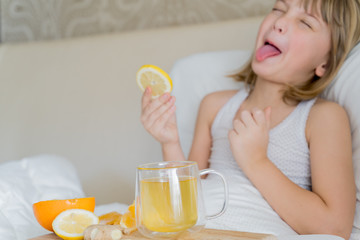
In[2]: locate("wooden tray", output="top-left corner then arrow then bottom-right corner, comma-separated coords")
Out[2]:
30,228 -> 276,240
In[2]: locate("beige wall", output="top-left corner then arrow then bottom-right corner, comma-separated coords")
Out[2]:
0,0 -> 274,43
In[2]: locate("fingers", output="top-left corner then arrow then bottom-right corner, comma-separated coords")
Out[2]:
231,111 -> 253,137
230,106 -> 271,141
264,106 -> 272,129
228,128 -> 237,140
240,110 -> 255,127
142,88 -> 171,116
151,104 -> 176,132
252,107 -> 271,129
141,87 -> 152,111
232,119 -> 245,134
234,107 -> 271,130
251,108 -> 265,126
141,91 -> 176,129
232,109 -> 257,134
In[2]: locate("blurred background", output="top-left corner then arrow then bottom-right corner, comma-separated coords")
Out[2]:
0,0 -> 274,205
0,0 -> 274,43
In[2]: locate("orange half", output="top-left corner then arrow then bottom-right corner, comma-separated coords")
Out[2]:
33,197 -> 95,231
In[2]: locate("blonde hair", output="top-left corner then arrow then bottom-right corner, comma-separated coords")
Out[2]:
231,0 -> 360,103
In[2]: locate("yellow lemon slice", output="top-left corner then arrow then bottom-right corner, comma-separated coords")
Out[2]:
136,65 -> 173,98
52,209 -> 99,240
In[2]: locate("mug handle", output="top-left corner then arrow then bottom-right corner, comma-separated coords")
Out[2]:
199,169 -> 229,220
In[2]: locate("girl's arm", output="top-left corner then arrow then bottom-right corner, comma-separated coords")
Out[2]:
141,87 -> 236,166
230,100 -> 355,239
188,90 -> 238,169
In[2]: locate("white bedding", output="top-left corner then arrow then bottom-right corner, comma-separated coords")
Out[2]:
0,155 -> 358,240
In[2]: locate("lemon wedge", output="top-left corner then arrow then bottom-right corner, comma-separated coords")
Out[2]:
52,209 -> 99,240
136,65 -> 173,98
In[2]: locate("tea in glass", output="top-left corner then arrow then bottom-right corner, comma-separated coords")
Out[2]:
136,161 -> 228,239
140,176 -> 198,232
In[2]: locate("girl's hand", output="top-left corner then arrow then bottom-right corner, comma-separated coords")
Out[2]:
228,107 -> 271,173
141,87 -> 178,144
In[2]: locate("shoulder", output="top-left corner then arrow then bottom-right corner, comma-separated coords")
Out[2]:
198,90 -> 238,125
306,98 -> 351,141
309,98 -> 349,123
201,90 -> 238,106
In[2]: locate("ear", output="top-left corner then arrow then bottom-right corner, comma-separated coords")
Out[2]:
315,61 -> 327,77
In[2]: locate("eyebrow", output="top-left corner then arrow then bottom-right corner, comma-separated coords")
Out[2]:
303,4 -> 322,23
278,0 -> 321,22
305,12 -> 320,22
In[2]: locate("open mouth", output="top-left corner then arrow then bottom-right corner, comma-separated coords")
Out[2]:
255,41 -> 282,62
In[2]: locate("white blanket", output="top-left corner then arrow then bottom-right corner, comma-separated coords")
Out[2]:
0,155 -> 85,239
0,155 -> 130,240
0,155 -> 358,240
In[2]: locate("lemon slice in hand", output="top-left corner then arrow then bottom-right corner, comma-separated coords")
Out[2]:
136,65 -> 173,98
52,209 -> 99,240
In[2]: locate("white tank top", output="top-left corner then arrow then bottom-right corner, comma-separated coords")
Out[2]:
203,88 -> 316,235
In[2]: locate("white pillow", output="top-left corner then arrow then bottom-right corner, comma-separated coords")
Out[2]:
170,45 -> 360,234
0,155 -> 85,239
170,50 -> 248,158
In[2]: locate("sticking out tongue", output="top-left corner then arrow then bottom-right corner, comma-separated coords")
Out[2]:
256,44 -> 281,62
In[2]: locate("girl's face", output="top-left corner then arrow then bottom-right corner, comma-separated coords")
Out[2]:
252,0 -> 331,86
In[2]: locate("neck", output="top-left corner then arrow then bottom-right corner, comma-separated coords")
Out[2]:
246,77 -> 291,109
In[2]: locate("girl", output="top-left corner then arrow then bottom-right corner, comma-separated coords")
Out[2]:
140,0 -> 360,239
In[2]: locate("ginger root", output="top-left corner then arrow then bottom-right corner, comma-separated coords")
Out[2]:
84,225 -> 123,240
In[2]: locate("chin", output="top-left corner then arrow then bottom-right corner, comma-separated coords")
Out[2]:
251,59 -> 272,77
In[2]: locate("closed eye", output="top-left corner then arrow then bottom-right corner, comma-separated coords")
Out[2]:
301,20 -> 312,29
272,7 -> 285,12
272,7 -> 286,16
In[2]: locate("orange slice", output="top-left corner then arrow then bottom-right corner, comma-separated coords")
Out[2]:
120,211 -> 136,229
120,202 -> 136,229
99,211 -> 122,225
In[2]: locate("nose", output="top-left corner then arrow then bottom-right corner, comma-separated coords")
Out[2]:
273,16 -> 287,34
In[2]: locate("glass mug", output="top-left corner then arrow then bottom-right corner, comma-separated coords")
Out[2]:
135,161 -> 228,238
